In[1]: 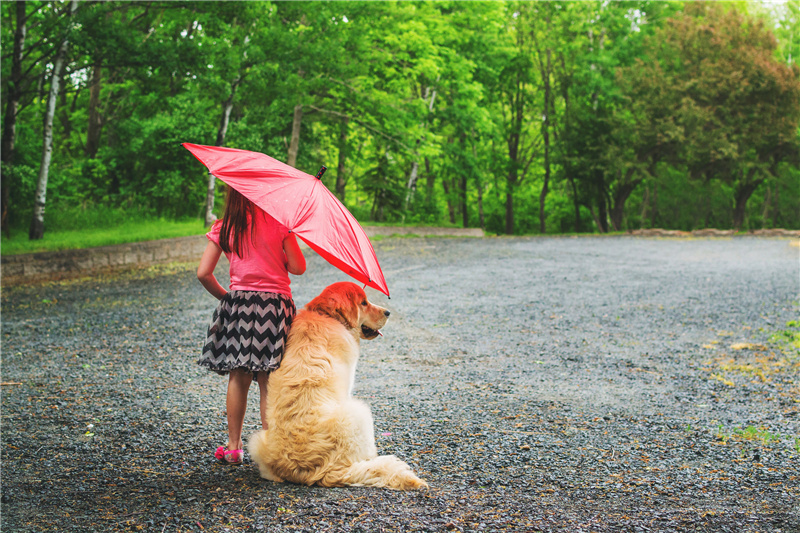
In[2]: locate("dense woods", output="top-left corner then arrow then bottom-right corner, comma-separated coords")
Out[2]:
2,0 -> 798,240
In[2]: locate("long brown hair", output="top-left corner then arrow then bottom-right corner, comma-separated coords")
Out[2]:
218,187 -> 257,257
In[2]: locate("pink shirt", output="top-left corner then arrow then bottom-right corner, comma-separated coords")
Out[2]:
207,210 -> 293,296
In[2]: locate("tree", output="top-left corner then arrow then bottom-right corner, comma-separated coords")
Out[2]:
1,1 -> 27,233
530,2 -> 559,234
492,3 -> 538,234
194,3 -> 270,225
29,0 -> 78,240
2,1 -> 71,233
629,3 -> 800,230
2,1 -> 797,239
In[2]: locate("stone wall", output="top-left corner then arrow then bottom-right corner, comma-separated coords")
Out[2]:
1,235 -> 210,286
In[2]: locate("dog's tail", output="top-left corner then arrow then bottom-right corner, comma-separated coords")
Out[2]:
329,455 -> 427,490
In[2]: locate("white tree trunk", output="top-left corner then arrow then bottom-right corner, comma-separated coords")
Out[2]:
403,85 -> 438,217
30,0 -> 78,240
403,161 -> 419,211
205,76 -> 240,226
287,104 -> 303,167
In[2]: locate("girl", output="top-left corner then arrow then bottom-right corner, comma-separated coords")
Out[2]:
197,186 -> 306,465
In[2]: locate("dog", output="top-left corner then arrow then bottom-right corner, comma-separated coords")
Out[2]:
248,282 -> 427,490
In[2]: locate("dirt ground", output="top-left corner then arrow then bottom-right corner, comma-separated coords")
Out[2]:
2,235 -> 799,532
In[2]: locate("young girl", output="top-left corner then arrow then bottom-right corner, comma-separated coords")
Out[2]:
197,186 -> 306,465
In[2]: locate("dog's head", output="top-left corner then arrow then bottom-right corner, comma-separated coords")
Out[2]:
305,282 -> 389,339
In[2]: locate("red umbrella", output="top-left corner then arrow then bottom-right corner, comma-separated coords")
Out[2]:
183,143 -> 389,297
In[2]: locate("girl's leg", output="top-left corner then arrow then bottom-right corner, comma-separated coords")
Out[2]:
226,368 -> 251,450
256,371 -> 270,430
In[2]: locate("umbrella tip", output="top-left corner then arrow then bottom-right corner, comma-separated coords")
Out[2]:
315,166 -> 327,180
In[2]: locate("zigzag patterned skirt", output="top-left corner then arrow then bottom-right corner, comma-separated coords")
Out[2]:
199,291 -> 296,376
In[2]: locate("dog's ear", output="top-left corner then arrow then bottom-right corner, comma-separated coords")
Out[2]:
333,302 -> 359,330
306,283 -> 361,330
332,285 -> 361,329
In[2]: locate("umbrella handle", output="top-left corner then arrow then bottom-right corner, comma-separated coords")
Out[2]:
315,166 -> 327,180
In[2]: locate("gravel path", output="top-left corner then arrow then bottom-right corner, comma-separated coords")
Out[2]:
2,236 -> 799,532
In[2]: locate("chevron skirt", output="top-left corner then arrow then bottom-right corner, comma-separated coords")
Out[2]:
199,291 -> 296,375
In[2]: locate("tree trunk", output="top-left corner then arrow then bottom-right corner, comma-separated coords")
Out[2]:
335,117 -> 349,201
609,169 -> 640,232
505,55 -> 525,235
461,169 -> 468,228
505,136 -> 520,234
651,183 -> 659,228
403,161 -> 419,213
595,172 -> 609,233
760,182 -> 771,228
539,49 -> 552,234
639,184 -> 650,229
204,76 -> 241,226
505,177 -> 515,234
287,103 -> 303,167
2,0 -> 27,234
215,86 -> 236,147
566,173 -> 581,233
60,71 -> 81,154
472,138 -> 485,229
476,180 -> 485,230
505,115 -> 521,235
404,86 -> 436,215
85,61 -> 103,158
442,177 -> 456,224
30,0 -> 78,240
425,157 -> 434,206
587,204 -> 602,233
732,168 -> 762,231
538,147 -> 550,233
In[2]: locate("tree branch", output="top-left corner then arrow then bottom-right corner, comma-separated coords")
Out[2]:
306,105 -> 414,152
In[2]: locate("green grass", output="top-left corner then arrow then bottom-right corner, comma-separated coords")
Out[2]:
713,423 -> 794,449
1,218 -> 207,256
0,217 -> 482,255
768,320 -> 800,356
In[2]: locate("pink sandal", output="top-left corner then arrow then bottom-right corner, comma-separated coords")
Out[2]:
215,446 -> 243,465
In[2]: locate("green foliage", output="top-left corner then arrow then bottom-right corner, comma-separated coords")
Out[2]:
1,1 -> 798,241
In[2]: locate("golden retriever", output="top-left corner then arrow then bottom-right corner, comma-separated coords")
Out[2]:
248,282 -> 427,490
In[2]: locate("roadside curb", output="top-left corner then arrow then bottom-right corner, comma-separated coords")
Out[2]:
629,228 -> 800,238
0,226 -> 484,287
3,226 -> 796,287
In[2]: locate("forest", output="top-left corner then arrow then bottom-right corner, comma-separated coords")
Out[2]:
2,0 -> 799,242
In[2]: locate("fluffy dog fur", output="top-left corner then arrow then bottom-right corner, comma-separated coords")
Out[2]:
248,282 -> 427,490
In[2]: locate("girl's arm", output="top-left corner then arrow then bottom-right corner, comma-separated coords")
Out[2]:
197,241 -> 228,300
283,233 -> 306,275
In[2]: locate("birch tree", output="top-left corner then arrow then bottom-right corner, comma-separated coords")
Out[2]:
29,0 -> 78,240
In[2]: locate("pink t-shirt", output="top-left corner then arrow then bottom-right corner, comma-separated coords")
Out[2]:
206,210 -> 293,296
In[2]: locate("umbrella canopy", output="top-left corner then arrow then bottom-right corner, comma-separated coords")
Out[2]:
183,143 -> 389,297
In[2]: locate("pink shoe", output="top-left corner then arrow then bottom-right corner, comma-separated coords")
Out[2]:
215,446 -> 243,465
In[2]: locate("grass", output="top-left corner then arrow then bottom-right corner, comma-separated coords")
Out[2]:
1,218 -> 207,256
0,217 -> 483,255
768,320 -> 800,354
713,423 -> 795,450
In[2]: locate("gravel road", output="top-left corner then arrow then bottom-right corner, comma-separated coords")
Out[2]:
2,235 -> 799,532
